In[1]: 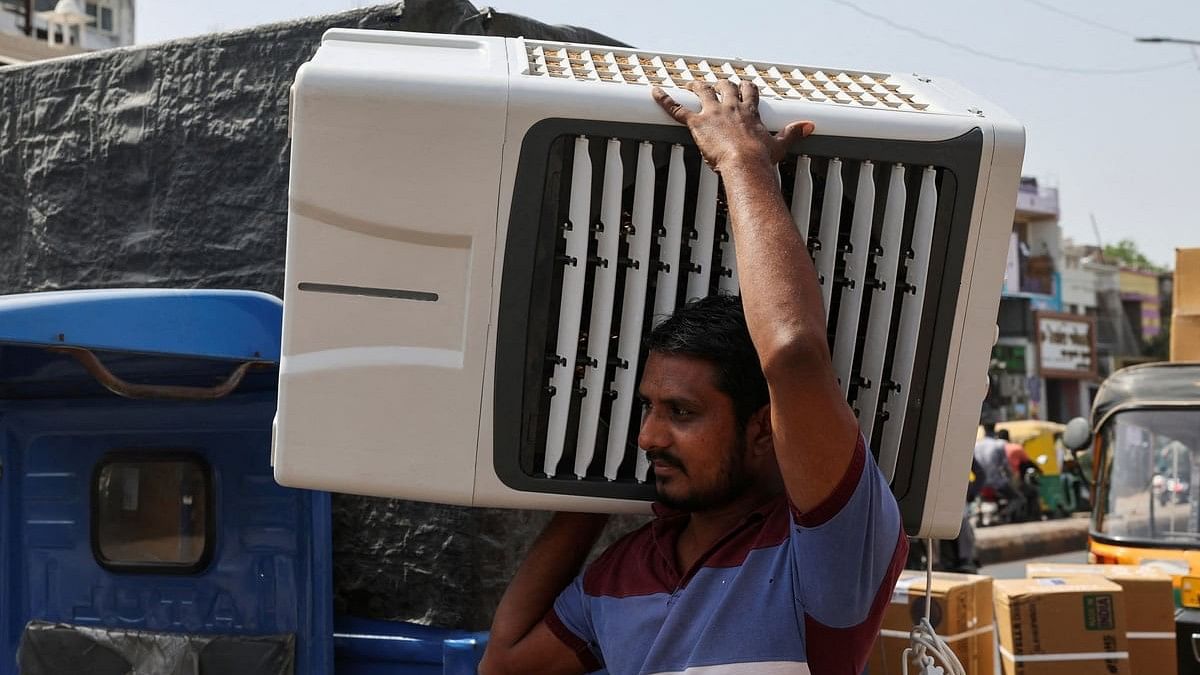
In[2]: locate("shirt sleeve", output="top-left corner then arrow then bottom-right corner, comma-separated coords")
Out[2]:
546,575 -> 604,672
789,435 -> 908,674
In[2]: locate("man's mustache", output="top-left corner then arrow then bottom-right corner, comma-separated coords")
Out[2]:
645,450 -> 686,474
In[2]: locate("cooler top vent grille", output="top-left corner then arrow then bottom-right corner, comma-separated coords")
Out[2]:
523,41 -> 932,112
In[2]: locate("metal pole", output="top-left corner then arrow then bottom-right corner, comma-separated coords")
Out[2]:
23,0 -> 32,36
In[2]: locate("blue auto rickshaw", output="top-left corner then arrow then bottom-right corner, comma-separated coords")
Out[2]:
0,289 -> 485,675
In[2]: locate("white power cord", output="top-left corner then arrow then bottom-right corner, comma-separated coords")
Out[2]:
899,538 -> 966,675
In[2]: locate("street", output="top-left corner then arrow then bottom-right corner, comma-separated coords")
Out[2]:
979,548 -> 1088,579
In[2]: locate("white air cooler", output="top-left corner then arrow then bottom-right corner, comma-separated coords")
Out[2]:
274,29 -> 1024,538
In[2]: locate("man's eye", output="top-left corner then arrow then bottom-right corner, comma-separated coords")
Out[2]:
672,407 -> 692,418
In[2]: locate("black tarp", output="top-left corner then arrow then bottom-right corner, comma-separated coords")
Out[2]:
0,0 -> 637,630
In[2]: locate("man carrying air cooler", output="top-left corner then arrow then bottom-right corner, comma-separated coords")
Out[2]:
480,81 -> 908,675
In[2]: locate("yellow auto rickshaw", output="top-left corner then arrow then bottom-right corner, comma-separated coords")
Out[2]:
1063,361 -> 1200,674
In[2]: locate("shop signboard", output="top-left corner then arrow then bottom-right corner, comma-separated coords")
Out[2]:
1035,311 -> 1097,379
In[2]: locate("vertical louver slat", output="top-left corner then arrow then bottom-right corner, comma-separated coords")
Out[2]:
857,164 -> 907,444
878,166 -> 938,480
573,139 -> 623,478
685,165 -> 719,301
831,161 -> 875,394
602,142 -> 656,481
814,158 -> 844,318
543,136 -> 594,477
635,416 -> 651,483
791,155 -> 813,242
652,144 -> 687,323
717,233 -> 740,294
717,187 -> 740,295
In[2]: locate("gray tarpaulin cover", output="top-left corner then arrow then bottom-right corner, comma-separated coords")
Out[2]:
18,621 -> 294,675
0,1 -> 639,630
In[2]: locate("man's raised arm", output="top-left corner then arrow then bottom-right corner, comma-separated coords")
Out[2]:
653,81 -> 859,514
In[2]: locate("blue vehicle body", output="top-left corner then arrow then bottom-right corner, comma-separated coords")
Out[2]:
0,289 -> 485,674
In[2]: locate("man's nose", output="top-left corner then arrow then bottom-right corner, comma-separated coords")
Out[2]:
638,409 -> 670,451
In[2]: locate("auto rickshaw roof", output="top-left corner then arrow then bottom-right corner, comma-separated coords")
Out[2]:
0,289 -> 281,360
1092,361 -> 1200,427
0,289 -> 282,399
977,419 -> 1066,444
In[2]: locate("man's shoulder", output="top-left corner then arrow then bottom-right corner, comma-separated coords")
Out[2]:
580,519 -> 668,599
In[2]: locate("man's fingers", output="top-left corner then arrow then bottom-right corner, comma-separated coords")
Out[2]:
652,86 -> 693,125
779,120 -> 815,145
686,80 -> 720,106
773,121 -> 817,160
739,80 -> 759,111
714,79 -> 740,104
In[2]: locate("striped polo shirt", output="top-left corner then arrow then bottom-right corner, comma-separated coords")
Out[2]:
547,436 -> 907,675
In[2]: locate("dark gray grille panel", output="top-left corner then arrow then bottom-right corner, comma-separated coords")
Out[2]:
494,119 -> 982,531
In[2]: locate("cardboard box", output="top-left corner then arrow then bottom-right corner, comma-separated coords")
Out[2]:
866,571 -> 994,675
1171,314 -> 1200,362
1175,248 -> 1200,362
1175,248 -> 1200,316
994,576 -> 1130,674
1026,563 -> 1176,675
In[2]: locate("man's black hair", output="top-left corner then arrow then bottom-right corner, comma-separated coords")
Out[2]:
996,429 -> 1010,441
643,294 -> 768,430
982,422 -> 997,437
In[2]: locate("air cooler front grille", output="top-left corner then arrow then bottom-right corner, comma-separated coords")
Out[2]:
495,119 -> 983,511
523,41 -> 932,112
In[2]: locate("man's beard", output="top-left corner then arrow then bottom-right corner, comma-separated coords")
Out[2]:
651,438 -> 754,512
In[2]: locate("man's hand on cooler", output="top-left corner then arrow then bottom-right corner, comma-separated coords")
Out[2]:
651,80 -> 814,173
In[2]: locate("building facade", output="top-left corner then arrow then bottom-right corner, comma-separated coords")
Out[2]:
1118,267 -> 1162,344
986,178 -> 1104,424
0,0 -> 132,65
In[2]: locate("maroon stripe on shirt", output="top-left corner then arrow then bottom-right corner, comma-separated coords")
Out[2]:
792,434 -> 867,528
583,523 -> 678,598
803,528 -> 909,674
545,608 -> 604,672
701,497 -> 791,568
583,496 -> 796,598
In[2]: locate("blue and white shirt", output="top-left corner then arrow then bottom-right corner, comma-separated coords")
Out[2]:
547,436 -> 907,674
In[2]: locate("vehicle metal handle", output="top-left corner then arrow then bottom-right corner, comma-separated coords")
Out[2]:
49,346 -> 266,400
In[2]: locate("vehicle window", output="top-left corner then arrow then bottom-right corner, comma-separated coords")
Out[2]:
93,456 -> 210,570
1096,410 -> 1200,544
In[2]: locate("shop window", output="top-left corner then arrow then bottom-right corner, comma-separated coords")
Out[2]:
92,454 -> 212,572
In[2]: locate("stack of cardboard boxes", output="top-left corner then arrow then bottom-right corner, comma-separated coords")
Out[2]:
1022,564 -> 1176,675
1173,247 -> 1199,361
867,571 -> 994,675
867,565 -> 1175,675
994,576 -> 1130,674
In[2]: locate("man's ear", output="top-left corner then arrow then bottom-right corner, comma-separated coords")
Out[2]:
746,404 -> 774,457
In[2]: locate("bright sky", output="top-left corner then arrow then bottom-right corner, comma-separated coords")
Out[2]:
137,0 -> 1200,269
